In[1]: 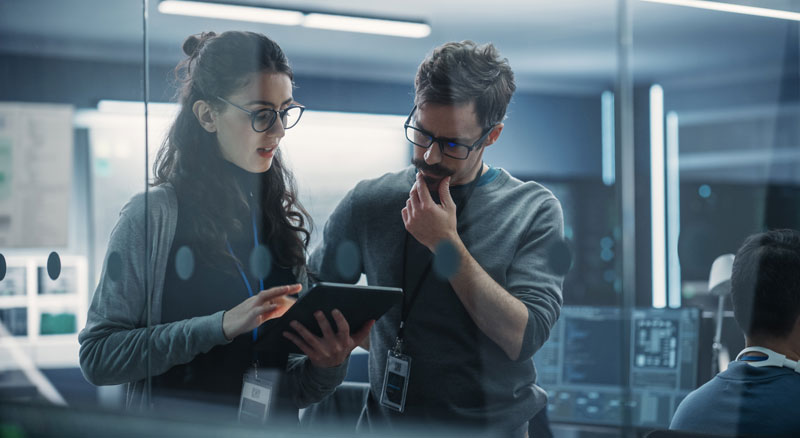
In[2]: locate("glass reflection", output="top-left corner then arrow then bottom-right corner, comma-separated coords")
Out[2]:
633,1 -> 800,436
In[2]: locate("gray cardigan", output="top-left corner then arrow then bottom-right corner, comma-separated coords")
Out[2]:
78,184 -> 347,411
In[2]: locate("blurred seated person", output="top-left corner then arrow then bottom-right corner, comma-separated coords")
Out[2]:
670,229 -> 800,436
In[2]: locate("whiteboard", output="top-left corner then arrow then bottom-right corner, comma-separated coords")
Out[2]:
0,102 -> 74,248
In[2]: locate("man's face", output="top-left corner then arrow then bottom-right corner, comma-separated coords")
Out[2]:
411,101 -> 498,192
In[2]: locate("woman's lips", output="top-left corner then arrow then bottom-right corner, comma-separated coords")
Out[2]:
257,146 -> 276,157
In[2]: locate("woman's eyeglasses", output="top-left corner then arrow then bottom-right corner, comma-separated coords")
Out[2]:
217,96 -> 305,133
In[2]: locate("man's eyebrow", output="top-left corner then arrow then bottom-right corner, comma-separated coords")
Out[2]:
416,121 -> 471,143
243,97 -> 295,107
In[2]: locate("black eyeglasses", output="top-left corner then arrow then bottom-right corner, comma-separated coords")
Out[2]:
404,105 -> 496,160
217,96 -> 305,132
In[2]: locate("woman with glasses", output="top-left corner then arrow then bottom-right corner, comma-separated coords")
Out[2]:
79,31 -> 370,422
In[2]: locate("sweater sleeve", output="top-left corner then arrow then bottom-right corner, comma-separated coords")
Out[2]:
285,354 -> 349,409
308,186 -> 363,284
282,250 -> 352,408
286,186 -> 367,407
507,197 -> 565,361
78,193 -> 231,386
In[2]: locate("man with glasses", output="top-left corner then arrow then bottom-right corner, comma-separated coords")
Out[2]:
310,41 -> 565,436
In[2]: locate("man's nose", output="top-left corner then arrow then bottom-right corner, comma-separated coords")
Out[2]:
424,142 -> 443,164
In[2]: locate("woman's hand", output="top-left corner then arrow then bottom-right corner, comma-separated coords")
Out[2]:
222,283 -> 302,341
283,310 -> 374,368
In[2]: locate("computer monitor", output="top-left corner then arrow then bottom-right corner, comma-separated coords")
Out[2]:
534,306 -> 700,429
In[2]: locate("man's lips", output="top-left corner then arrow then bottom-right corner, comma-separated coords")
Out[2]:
419,169 -> 445,179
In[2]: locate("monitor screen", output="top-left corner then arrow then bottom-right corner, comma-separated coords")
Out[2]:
534,306 -> 700,428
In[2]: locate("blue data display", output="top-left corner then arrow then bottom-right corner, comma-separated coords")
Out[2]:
534,306 -> 700,428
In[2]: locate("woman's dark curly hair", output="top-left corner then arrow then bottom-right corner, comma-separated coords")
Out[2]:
153,31 -> 311,271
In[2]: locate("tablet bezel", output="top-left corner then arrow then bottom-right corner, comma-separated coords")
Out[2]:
254,282 -> 402,354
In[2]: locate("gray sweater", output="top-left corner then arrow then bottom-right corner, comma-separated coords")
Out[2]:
78,184 -> 347,411
309,166 -> 564,433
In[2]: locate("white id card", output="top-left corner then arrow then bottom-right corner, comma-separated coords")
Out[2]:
380,351 -> 411,412
238,368 -> 274,425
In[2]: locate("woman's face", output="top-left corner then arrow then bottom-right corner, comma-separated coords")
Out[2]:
212,71 -> 295,173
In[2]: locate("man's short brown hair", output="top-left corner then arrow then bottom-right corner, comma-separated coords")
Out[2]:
414,41 -> 516,129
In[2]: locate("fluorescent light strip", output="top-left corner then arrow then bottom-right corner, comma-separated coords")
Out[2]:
158,0 -> 304,25
641,0 -> 800,22
158,1 -> 430,38
650,84 -> 667,309
679,147 -> 800,170
304,13 -> 430,38
601,91 -> 616,186
666,111 -> 681,308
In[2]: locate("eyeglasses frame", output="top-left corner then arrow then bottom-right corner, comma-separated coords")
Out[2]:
403,105 -> 498,160
217,96 -> 305,133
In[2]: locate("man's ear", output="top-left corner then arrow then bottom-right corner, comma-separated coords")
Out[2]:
192,100 -> 217,133
482,123 -> 504,148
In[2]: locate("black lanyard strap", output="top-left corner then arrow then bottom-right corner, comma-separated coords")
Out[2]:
396,163 -> 485,346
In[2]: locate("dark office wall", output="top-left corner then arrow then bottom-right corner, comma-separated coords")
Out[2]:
0,54 -> 148,107
297,76 -> 606,180
495,92 -> 602,179
632,68 -> 800,307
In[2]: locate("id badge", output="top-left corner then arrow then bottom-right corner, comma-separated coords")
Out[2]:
380,350 -> 411,412
238,367 -> 274,425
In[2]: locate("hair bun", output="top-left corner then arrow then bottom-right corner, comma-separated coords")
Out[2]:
182,31 -> 217,57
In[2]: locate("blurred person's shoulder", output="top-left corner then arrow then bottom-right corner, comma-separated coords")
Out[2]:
669,378 -> 720,431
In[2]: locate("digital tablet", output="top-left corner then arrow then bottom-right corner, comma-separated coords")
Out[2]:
255,282 -> 403,354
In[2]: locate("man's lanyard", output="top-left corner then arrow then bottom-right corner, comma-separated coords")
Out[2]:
394,163 -> 485,353
226,208 -> 264,342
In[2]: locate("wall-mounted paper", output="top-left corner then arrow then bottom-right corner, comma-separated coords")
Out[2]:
0,103 -> 74,248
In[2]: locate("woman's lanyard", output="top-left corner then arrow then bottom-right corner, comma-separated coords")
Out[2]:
226,208 -> 263,342
394,163 -> 485,354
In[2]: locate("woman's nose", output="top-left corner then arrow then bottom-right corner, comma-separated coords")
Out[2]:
267,118 -> 286,138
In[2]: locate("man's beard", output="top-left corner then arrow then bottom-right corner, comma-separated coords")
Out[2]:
411,158 -> 455,186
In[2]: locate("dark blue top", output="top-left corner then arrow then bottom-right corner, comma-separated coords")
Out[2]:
670,360 -> 800,436
154,161 -> 296,414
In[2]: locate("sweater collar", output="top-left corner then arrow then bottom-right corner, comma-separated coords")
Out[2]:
222,159 -> 263,197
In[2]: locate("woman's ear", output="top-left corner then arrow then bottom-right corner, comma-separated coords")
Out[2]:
192,100 -> 217,133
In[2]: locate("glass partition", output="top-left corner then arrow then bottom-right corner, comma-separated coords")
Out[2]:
9,0 -> 792,436
140,1 -> 624,436
630,1 -> 800,437
0,0 -> 148,421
